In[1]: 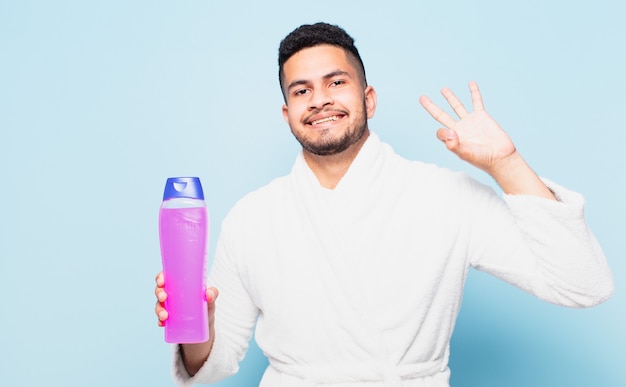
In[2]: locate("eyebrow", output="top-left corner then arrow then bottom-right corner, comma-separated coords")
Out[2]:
286,70 -> 352,92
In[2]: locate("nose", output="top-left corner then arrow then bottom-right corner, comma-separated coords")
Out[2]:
308,88 -> 333,110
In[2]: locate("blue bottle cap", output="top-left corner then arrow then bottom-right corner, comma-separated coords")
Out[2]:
163,177 -> 205,200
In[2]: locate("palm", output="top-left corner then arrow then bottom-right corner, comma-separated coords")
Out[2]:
419,81 -> 516,172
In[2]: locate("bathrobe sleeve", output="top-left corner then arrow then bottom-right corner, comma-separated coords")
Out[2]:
171,207 -> 261,386
469,177 -> 614,307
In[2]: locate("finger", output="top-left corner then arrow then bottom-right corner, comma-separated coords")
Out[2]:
441,87 -> 469,118
419,95 -> 457,129
155,271 -> 164,287
469,81 -> 485,111
155,303 -> 168,323
155,287 -> 167,303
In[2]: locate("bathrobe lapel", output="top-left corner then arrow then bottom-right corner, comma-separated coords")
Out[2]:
289,133 -> 402,382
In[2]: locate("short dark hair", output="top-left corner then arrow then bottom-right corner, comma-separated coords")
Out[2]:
278,22 -> 367,96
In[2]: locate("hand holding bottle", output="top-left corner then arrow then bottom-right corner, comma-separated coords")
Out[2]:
155,272 -> 220,376
154,271 -> 219,328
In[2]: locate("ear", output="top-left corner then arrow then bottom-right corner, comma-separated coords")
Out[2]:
282,104 -> 289,123
364,86 -> 377,119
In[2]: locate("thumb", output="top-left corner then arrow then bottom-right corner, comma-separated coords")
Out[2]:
206,287 -> 219,304
436,128 -> 458,150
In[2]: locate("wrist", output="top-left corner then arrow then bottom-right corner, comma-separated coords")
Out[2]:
487,151 -> 556,200
486,150 -> 523,182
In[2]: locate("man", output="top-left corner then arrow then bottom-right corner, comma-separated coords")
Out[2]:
155,22 -> 613,386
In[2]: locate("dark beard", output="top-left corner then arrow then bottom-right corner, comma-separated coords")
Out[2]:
293,103 -> 368,156
297,125 -> 366,156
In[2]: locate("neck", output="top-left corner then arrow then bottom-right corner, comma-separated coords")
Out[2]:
303,130 -> 370,189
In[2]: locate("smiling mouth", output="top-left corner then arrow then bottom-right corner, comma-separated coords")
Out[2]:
309,115 -> 343,126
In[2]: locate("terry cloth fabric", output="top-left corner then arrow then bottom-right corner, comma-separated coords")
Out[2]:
172,131 -> 613,386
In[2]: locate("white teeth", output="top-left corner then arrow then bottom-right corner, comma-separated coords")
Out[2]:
311,116 -> 339,125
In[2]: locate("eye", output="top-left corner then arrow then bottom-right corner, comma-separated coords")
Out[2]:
294,88 -> 310,96
330,80 -> 345,87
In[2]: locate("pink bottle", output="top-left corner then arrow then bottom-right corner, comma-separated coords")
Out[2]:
159,177 -> 209,343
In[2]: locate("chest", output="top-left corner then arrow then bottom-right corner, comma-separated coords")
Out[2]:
237,190 -> 468,319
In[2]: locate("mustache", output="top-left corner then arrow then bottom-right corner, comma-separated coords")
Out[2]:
304,108 -> 348,124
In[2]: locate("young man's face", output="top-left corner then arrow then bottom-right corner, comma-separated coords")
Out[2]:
281,44 -> 376,156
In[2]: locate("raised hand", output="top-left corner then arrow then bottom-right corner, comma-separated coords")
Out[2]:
419,81 -> 516,175
420,81 -> 555,200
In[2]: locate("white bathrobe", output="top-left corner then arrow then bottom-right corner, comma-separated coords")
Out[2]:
172,132 -> 613,386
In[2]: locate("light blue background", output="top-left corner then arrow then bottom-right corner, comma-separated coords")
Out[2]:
1,1 -> 624,386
